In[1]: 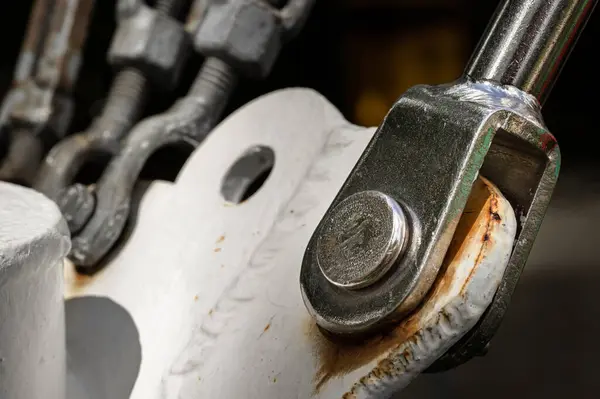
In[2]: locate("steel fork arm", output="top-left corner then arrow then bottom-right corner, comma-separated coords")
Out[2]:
300,0 -> 596,370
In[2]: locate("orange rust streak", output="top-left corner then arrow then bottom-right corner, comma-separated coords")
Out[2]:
216,235 -> 225,244
462,177 -> 501,295
306,320 -> 417,394
72,270 -> 93,288
64,261 -> 95,297
307,176 -> 500,393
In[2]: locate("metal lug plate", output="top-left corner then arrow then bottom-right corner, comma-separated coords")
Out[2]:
300,79 -> 559,340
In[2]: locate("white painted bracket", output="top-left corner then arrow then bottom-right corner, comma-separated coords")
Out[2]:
63,88 -> 516,398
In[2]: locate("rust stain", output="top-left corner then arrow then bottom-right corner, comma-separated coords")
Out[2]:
463,177 -> 501,295
216,235 -> 225,244
433,176 -> 501,299
70,269 -> 93,290
305,318 -> 418,393
259,315 -> 276,339
214,248 -> 222,253
65,260 -> 98,296
307,176 -> 500,394
194,295 -> 199,301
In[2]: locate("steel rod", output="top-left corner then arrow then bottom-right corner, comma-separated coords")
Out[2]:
465,0 -> 597,105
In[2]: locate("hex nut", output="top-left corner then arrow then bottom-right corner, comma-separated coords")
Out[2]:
108,5 -> 190,90
194,0 -> 282,79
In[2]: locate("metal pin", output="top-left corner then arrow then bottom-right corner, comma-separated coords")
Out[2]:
316,191 -> 409,290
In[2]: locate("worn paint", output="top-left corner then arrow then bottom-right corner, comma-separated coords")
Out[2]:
306,319 -> 416,393
308,176 -> 514,396
60,89 -> 515,398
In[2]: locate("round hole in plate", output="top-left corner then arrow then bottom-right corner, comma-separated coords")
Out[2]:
221,146 -> 275,204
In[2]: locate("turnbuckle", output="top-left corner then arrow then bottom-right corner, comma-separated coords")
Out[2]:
58,0 -> 315,269
34,0 -> 192,201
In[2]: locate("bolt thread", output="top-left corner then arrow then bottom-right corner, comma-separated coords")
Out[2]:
92,67 -> 149,141
92,0 -> 185,140
190,57 -> 237,100
173,57 -> 237,141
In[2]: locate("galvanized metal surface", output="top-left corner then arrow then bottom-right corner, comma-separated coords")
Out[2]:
108,0 -> 191,90
35,0 -> 187,200
64,89 -> 515,398
0,182 -> 70,399
194,0 -> 315,78
62,0 -> 315,270
0,0 -> 95,183
66,57 -> 237,268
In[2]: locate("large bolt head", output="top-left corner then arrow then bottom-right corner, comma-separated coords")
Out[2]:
316,190 -> 409,290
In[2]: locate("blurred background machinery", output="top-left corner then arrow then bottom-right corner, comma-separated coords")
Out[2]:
0,0 -> 599,397
2,0 -> 597,175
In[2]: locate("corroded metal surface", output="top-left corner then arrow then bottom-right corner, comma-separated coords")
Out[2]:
328,176 -> 515,398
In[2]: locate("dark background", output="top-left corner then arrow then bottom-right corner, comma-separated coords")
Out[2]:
2,0 -> 599,164
2,1 -> 600,397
